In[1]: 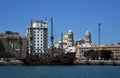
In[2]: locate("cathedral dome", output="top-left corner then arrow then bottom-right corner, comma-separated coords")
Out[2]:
63,34 -> 68,40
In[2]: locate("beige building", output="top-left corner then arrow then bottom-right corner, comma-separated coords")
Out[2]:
76,45 -> 120,60
75,30 -> 120,60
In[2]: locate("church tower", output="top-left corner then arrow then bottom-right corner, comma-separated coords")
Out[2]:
68,30 -> 74,46
85,31 -> 92,44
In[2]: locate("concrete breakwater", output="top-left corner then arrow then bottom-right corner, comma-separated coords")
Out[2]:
74,60 -> 120,65
0,58 -> 24,66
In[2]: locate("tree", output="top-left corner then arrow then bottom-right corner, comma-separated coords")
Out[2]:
100,50 -> 113,60
83,50 -> 113,60
84,50 -> 98,60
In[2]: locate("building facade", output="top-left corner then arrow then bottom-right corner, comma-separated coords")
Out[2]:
76,45 -> 120,60
27,20 -> 48,55
75,30 -> 120,60
0,31 -> 26,58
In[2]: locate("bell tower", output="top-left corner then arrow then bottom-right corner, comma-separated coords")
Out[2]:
85,31 -> 91,44
68,30 -> 74,46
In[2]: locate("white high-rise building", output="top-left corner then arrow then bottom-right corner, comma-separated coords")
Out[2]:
27,20 -> 48,55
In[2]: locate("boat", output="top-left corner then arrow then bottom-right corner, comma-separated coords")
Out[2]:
23,52 -> 75,65
22,17 -> 76,65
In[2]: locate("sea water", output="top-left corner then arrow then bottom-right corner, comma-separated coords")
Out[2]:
0,66 -> 120,78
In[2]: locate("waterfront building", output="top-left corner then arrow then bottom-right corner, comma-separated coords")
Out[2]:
75,31 -> 93,59
76,44 -> 120,60
75,30 -> 120,60
26,20 -> 48,55
75,39 -> 92,59
0,31 -> 26,58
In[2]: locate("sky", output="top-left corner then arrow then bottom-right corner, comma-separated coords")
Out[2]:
0,0 -> 120,45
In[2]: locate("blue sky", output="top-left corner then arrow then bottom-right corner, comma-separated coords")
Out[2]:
0,0 -> 120,45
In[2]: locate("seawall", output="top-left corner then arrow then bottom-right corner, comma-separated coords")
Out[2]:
74,60 -> 120,66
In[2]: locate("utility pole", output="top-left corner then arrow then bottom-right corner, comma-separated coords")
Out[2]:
98,23 -> 101,60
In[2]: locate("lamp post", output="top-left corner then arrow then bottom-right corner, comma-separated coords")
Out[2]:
98,23 -> 101,60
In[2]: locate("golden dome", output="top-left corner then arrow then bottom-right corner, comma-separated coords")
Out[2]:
63,34 -> 68,40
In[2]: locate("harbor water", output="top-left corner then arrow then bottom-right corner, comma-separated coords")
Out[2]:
0,66 -> 120,78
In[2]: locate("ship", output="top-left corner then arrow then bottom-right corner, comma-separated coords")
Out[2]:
23,52 -> 75,65
22,17 -> 76,65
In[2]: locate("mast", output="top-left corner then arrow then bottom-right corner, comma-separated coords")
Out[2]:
50,17 -> 54,55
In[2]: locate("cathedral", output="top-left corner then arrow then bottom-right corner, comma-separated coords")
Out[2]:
54,29 -> 92,55
54,30 -> 75,53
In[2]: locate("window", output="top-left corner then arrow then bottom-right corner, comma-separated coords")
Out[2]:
37,28 -> 39,30
41,25 -> 42,27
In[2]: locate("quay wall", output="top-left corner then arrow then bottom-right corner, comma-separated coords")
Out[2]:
74,60 -> 120,66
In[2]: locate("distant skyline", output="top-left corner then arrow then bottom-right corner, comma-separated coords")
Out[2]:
0,0 -> 120,45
